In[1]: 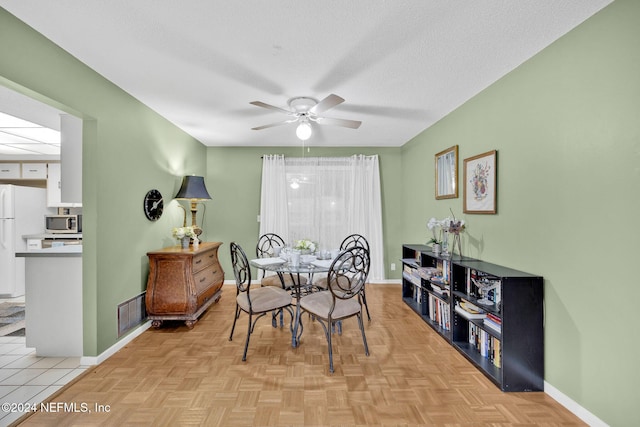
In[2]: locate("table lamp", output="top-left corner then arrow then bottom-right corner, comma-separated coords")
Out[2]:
174,175 -> 211,237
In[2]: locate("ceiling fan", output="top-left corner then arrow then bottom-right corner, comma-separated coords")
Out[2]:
250,94 -> 362,141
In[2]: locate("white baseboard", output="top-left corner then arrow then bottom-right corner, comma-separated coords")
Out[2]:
80,320 -> 152,366
544,381 -> 608,426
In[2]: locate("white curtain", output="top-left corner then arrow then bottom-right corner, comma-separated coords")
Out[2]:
259,154 -> 289,242
259,154 -> 385,281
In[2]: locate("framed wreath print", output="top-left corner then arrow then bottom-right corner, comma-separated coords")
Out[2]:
463,150 -> 497,214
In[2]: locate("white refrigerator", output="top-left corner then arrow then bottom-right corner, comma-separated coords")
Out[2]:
0,184 -> 52,297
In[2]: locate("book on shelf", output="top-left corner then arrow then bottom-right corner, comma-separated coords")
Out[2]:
486,312 -> 502,324
416,267 -> 439,280
402,268 -> 422,287
454,303 -> 486,320
493,339 -> 501,367
428,294 -> 450,330
483,317 -> 502,334
469,324 -> 501,367
430,284 -> 449,297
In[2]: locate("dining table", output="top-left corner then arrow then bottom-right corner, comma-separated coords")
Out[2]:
249,256 -> 334,347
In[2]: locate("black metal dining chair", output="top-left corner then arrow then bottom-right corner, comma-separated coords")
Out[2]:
314,233 -> 372,321
299,246 -> 370,373
256,233 -> 307,289
229,242 -> 294,361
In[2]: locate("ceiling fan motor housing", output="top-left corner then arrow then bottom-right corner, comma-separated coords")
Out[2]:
288,96 -> 318,113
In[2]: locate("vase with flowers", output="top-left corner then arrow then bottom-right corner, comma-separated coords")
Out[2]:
293,238 -> 317,254
427,211 -> 466,256
427,217 -> 443,255
444,210 -> 465,256
173,226 -> 197,249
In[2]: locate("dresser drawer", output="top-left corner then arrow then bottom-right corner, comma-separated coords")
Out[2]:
192,250 -> 216,272
0,163 -> 20,179
21,163 -> 47,179
193,267 -> 217,296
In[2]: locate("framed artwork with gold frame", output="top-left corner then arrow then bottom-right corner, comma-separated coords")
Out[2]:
435,145 -> 458,200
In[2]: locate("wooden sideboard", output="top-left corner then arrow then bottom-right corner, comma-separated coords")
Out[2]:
145,241 -> 224,329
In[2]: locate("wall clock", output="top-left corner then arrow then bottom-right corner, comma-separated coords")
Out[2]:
143,189 -> 164,221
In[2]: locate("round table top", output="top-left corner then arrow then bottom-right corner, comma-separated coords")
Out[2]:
249,257 -> 334,274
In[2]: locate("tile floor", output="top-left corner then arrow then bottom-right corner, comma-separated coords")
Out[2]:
0,298 -> 90,426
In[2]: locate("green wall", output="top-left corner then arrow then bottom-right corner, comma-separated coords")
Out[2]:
401,1 -> 639,425
0,9 -> 207,356
205,146 -> 403,280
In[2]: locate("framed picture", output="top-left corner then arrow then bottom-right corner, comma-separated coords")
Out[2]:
435,145 -> 458,200
463,150 -> 497,214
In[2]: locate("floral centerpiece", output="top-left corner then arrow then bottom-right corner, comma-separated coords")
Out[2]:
173,226 -> 197,248
427,210 -> 466,256
293,238 -> 316,254
172,226 -> 197,240
426,217 -> 443,245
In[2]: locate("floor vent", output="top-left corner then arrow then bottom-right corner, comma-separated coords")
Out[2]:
117,292 -> 147,338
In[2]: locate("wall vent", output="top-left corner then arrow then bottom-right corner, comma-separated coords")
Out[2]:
117,292 -> 147,337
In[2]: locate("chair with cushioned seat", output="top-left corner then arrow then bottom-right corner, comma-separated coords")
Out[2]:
229,242 -> 294,361
315,233 -> 372,320
300,246 -> 370,373
256,233 -> 307,289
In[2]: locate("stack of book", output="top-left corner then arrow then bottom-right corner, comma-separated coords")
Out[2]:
402,266 -> 422,287
454,300 -> 486,320
483,313 -> 502,334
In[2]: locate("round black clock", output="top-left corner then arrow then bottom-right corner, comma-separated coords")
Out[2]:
143,189 -> 164,221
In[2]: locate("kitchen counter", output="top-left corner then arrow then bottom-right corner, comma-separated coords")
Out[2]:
18,246 -> 83,357
16,245 -> 82,257
23,233 -> 82,239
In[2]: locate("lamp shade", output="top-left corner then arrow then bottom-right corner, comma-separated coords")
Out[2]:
174,175 -> 211,200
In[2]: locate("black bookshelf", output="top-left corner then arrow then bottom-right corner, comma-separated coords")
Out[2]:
401,244 -> 544,392
401,244 -> 475,343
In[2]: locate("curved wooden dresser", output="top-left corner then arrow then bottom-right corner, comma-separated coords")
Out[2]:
145,241 -> 224,328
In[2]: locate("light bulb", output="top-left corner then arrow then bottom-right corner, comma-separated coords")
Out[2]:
296,121 -> 312,141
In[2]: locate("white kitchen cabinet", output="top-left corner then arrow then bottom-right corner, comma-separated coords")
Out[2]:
21,163 -> 48,179
47,162 -> 81,207
0,163 -> 20,179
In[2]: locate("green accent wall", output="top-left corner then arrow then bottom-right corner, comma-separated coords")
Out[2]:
2,0 -> 638,424
400,1 -> 639,425
0,9 -> 207,356
205,146 -> 403,280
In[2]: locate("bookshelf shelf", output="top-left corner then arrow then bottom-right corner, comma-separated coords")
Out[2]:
401,244 -> 544,392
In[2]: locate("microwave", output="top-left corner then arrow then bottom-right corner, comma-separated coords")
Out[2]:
45,214 -> 82,233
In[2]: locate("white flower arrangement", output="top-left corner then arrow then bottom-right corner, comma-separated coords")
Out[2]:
427,217 -> 444,244
294,239 -> 316,252
172,226 -> 197,240
427,212 -> 466,244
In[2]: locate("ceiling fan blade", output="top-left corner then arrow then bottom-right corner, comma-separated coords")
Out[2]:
250,101 -> 293,115
309,94 -> 344,115
251,120 -> 293,130
316,117 -> 362,129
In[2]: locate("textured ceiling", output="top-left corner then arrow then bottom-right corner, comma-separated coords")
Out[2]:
0,0 -> 612,148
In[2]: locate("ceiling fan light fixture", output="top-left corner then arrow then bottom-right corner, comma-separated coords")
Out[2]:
296,121 -> 312,141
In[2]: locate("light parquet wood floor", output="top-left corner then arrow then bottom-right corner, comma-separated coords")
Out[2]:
15,284 -> 585,426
